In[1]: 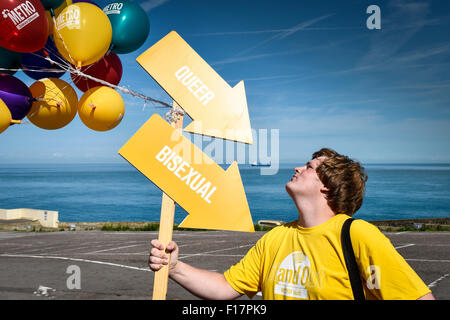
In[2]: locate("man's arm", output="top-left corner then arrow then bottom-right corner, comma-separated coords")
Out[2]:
417,292 -> 435,300
149,239 -> 242,300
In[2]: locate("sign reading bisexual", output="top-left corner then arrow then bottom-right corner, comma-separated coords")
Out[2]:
119,114 -> 254,232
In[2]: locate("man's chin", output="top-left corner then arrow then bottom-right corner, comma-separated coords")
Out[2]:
285,182 -> 294,198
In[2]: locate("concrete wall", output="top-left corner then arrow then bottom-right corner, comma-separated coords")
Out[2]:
0,209 -> 59,228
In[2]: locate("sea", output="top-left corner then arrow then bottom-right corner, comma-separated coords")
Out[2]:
0,163 -> 449,224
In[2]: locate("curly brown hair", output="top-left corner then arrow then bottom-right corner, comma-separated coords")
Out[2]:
312,148 -> 368,216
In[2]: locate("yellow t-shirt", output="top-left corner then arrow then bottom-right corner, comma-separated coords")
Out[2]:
224,214 -> 430,300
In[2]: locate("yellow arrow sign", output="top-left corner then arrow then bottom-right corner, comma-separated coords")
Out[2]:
136,31 -> 253,145
118,113 -> 254,232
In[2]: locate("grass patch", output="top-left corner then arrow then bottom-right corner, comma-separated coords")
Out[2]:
377,224 -> 450,232
100,223 -> 275,232
101,223 -> 160,232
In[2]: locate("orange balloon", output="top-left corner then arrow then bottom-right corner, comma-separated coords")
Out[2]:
28,78 -> 78,130
78,86 -> 124,131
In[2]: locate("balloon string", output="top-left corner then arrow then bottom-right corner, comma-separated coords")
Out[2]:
52,15 -> 79,68
46,55 -> 175,109
49,14 -> 177,110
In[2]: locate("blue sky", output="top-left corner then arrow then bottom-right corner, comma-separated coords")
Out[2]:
1,0 -> 450,164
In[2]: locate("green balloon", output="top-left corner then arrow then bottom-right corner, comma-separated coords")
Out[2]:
103,0 -> 150,54
0,47 -> 22,76
40,0 -> 65,10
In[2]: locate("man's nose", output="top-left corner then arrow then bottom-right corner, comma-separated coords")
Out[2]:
295,166 -> 305,173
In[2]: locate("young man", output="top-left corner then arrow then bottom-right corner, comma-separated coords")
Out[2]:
149,148 -> 434,300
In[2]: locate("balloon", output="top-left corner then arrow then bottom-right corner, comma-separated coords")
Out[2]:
78,86 -> 124,131
27,78 -> 78,129
41,0 -> 65,10
71,51 -> 122,92
22,37 -> 66,80
0,0 -> 49,53
45,11 -> 54,35
103,0 -> 150,54
0,98 -> 20,134
47,1 -> 99,36
73,0 -> 99,7
0,47 -> 22,75
0,73 -> 33,121
53,3 -> 112,67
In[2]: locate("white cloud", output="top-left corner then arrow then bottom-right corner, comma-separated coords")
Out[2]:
140,0 -> 170,12
357,0 -> 431,68
234,14 -> 335,57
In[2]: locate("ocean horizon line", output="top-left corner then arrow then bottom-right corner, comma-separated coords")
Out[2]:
1,162 -> 450,166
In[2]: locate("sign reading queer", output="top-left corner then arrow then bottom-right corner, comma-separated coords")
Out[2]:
136,31 -> 253,144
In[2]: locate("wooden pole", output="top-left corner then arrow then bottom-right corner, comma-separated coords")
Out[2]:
152,103 -> 184,300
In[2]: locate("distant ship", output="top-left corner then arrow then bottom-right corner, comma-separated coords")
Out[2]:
251,161 -> 271,167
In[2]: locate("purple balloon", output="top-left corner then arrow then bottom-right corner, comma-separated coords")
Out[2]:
0,73 -> 33,121
21,37 -> 66,80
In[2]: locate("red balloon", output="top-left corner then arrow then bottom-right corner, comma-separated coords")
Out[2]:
71,51 -> 123,92
0,0 -> 49,53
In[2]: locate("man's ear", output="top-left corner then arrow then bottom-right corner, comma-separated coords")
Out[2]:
320,187 -> 329,195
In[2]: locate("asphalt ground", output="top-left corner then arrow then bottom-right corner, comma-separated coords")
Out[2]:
0,230 -> 448,300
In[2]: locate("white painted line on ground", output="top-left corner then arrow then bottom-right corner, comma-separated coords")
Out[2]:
17,245 -> 68,254
394,244 -> 415,250
81,252 -> 149,256
51,243 -> 118,253
0,253 -> 151,272
194,254 -> 245,257
179,244 -> 254,260
176,240 -> 227,248
428,273 -> 450,288
84,244 -> 144,254
391,232 -> 450,236
406,258 -> 450,263
0,243 -> 33,246
101,232 -> 159,235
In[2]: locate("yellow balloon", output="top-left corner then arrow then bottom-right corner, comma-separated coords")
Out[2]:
0,98 -> 13,134
78,86 -> 125,132
53,3 -> 112,68
46,1 -> 73,36
28,78 -> 78,130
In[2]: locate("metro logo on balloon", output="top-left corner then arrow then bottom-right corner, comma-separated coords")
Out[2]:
0,0 -> 48,53
53,3 -> 112,68
2,1 -> 39,30
55,5 -> 80,31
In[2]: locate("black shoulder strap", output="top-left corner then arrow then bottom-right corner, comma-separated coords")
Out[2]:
341,218 -> 365,301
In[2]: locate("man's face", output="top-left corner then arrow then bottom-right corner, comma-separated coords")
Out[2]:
285,156 -> 328,199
